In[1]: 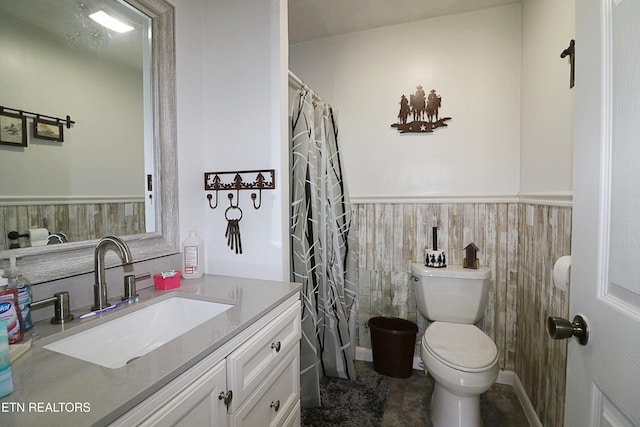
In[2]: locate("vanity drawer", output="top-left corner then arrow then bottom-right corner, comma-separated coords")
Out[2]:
227,301 -> 301,411
281,400 -> 301,427
230,344 -> 300,427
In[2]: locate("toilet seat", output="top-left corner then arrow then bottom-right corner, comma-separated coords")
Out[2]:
424,322 -> 497,372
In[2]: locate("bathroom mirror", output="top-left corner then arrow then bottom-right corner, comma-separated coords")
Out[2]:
0,0 -> 178,283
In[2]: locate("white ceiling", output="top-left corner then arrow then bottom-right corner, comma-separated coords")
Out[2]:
288,0 -> 520,44
0,0 -> 148,69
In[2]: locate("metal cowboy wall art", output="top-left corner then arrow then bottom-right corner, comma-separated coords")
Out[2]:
390,86 -> 451,134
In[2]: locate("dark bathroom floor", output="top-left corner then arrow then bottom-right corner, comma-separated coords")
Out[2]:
353,361 -> 531,427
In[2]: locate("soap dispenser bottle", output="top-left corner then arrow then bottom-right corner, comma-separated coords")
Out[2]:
5,258 -> 32,331
0,319 -> 13,397
182,231 -> 204,279
0,273 -> 23,344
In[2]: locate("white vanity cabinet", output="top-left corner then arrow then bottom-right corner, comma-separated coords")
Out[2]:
230,345 -> 300,427
227,301 -> 301,426
132,358 -> 228,426
112,295 -> 301,427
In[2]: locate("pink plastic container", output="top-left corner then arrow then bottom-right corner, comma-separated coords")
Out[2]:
153,271 -> 182,290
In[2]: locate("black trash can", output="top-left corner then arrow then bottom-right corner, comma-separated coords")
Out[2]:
368,316 -> 418,379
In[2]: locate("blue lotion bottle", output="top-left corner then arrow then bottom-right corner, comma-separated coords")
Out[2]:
0,319 -> 13,397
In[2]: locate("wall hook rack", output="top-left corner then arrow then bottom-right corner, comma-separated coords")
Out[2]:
205,169 -> 275,255
204,169 -> 276,211
0,105 -> 75,129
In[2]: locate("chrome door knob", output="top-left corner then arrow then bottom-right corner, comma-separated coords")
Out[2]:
547,315 -> 589,345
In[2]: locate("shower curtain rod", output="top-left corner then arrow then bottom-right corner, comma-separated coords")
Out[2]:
288,70 -> 325,103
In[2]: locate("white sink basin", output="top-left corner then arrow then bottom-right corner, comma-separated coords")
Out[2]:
43,297 -> 233,369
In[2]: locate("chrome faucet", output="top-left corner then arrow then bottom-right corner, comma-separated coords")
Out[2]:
93,236 -> 133,311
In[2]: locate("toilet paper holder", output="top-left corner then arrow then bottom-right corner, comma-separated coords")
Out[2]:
7,231 -> 29,249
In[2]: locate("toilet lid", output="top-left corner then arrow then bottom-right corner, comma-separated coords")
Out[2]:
424,322 -> 498,372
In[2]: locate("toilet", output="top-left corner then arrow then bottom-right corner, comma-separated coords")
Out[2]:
411,263 -> 498,427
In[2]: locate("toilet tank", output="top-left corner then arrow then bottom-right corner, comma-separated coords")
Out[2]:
410,263 -> 492,324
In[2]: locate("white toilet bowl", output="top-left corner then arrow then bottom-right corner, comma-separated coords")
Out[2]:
421,322 -> 499,427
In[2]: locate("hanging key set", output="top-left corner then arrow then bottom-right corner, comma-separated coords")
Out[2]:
204,169 -> 276,254
225,195 -> 243,254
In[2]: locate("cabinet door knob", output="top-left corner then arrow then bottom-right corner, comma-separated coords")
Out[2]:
270,400 -> 280,412
218,390 -> 233,408
271,341 -> 281,352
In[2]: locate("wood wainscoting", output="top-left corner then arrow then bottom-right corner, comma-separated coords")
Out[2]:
353,202 -> 571,427
0,201 -> 146,250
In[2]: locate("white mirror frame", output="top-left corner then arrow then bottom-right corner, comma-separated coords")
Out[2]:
6,0 -> 179,284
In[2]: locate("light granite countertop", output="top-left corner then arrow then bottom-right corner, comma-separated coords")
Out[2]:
0,275 -> 301,426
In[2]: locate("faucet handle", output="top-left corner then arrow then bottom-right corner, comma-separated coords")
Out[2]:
122,273 -> 151,300
30,291 -> 75,324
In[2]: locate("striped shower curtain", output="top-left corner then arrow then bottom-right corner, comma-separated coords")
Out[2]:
290,88 -> 357,408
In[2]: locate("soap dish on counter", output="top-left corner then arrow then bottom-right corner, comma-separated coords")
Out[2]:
153,271 -> 182,290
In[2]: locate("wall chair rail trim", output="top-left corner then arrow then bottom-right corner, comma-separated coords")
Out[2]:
0,195 -> 146,206
518,191 -> 573,207
350,192 -> 572,206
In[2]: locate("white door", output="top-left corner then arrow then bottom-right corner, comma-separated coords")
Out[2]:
566,1 -> 640,426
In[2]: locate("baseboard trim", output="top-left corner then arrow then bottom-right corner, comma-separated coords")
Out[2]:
496,369 -> 514,385
356,347 -> 542,427
355,346 -> 372,362
512,372 -> 543,427
355,346 -> 424,370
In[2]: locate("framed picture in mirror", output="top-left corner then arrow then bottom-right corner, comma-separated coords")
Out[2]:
0,111 -> 27,147
33,117 -> 64,142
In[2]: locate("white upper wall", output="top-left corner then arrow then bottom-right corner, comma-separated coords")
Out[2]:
520,0 -> 575,197
173,0 -> 289,281
169,0 -> 574,280
290,5 -> 522,201
0,13 -> 143,200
